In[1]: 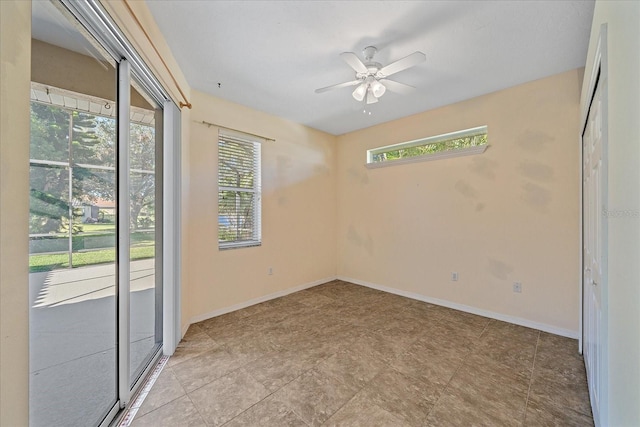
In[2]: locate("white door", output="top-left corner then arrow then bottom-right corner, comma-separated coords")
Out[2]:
583,80 -> 604,423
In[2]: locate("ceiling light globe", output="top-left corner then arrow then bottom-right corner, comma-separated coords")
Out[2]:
371,80 -> 386,98
352,83 -> 367,102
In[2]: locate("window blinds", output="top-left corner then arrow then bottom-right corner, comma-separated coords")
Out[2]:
218,130 -> 262,248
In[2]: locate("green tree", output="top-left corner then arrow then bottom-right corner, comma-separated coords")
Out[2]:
30,102 -> 157,234
373,133 -> 487,162
86,118 -> 157,230
218,140 -> 257,242
30,103 -> 107,235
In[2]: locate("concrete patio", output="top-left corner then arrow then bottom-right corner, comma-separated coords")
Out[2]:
29,259 -> 158,427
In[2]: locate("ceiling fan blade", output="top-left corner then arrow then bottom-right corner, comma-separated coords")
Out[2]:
379,79 -> 416,95
340,52 -> 368,73
315,80 -> 362,94
378,51 -> 426,77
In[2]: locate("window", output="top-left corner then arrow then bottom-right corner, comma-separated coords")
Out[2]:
218,129 -> 262,249
366,125 -> 488,168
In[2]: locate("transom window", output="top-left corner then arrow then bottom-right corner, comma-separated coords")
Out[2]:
218,130 -> 262,249
366,125 -> 488,168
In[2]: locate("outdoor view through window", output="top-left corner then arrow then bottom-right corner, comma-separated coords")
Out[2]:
367,125 -> 488,166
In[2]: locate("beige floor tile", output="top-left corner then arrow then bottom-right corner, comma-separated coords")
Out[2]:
242,349 -> 318,392
403,300 -> 444,320
425,388 -> 523,427
528,366 -> 592,417
315,348 -> 387,389
524,398 -> 594,426
475,325 -> 538,371
132,280 -> 593,427
197,308 -> 254,331
348,331 -> 405,363
358,368 -> 437,425
273,368 -> 360,426
427,317 -> 485,346
136,366 -> 186,417
390,353 -> 456,398
202,315 -> 263,346
324,392 -> 412,427
284,289 -> 337,308
188,368 -> 270,427
408,328 -> 476,357
392,338 -> 467,388
183,323 -> 206,337
437,308 -> 491,336
481,320 -> 540,344
534,333 -> 584,376
130,395 -> 206,427
171,346 -> 247,392
222,329 -> 283,363
167,330 -> 220,367
373,320 -> 423,350
445,354 -> 530,423
223,395 -> 307,427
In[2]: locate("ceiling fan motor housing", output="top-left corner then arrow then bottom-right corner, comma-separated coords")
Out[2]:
363,46 -> 377,61
356,63 -> 383,80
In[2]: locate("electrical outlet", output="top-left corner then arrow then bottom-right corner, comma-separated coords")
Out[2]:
268,267 -> 273,275
513,282 -> 522,293
451,272 -> 459,281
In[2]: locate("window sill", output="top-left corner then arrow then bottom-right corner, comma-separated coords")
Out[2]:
219,241 -> 262,251
365,144 -> 488,169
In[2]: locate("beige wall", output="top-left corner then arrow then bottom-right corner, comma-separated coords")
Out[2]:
185,90 -> 337,320
337,69 -> 583,336
581,1 -> 640,425
99,0 -> 194,331
0,1 -> 31,425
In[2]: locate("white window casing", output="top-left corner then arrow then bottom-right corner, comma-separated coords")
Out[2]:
218,129 -> 263,249
366,125 -> 488,169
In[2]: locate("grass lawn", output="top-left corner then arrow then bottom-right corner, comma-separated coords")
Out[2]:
80,223 -> 116,233
29,244 -> 154,273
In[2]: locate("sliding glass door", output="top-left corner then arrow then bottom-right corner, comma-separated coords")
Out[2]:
29,2 -> 167,426
127,79 -> 163,386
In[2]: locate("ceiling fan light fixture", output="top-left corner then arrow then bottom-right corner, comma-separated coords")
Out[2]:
352,83 -> 367,102
366,89 -> 378,105
370,80 -> 386,98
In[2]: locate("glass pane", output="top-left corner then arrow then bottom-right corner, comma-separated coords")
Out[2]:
218,191 -> 257,242
29,1 -> 118,425
30,103 -> 70,162
71,166 -> 116,267
129,82 -> 162,385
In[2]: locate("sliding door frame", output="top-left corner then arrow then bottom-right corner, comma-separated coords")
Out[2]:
116,58 -> 132,407
56,1 -> 181,425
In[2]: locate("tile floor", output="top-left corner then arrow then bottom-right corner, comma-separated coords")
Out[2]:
130,280 -> 593,426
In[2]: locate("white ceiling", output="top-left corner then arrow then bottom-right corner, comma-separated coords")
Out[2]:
147,0 -> 594,136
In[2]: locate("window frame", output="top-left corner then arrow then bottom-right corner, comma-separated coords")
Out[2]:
366,125 -> 488,169
217,130 -> 262,250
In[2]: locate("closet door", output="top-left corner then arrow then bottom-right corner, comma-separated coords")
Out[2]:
583,79 -> 604,424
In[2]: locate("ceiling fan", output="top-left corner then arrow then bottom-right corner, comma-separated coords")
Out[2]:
315,46 -> 426,105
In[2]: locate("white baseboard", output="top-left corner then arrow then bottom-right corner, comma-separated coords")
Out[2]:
338,275 -> 579,339
181,323 -> 190,339
188,276 -> 337,325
